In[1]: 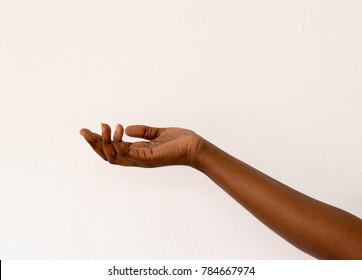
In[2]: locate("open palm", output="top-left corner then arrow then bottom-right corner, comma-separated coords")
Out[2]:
80,123 -> 204,168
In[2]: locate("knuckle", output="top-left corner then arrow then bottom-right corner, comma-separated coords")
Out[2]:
142,126 -> 149,139
114,143 -> 126,156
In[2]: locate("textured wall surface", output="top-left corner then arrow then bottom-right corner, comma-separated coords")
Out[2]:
1,0 -> 361,259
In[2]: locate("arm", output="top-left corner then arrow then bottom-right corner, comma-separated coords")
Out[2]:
80,123 -> 362,259
195,140 -> 362,259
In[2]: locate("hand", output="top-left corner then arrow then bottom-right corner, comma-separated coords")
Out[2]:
79,123 -> 205,168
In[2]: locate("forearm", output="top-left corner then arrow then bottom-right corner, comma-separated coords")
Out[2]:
194,141 -> 362,259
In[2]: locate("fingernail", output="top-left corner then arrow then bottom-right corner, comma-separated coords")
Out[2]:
101,123 -> 105,130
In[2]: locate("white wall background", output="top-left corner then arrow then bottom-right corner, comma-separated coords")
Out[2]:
1,0 -> 361,259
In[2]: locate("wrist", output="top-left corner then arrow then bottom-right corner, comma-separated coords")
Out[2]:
191,138 -> 220,171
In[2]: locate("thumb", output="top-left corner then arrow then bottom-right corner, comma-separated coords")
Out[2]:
125,125 -> 166,140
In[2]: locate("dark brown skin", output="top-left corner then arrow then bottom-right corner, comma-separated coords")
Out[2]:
80,123 -> 362,259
